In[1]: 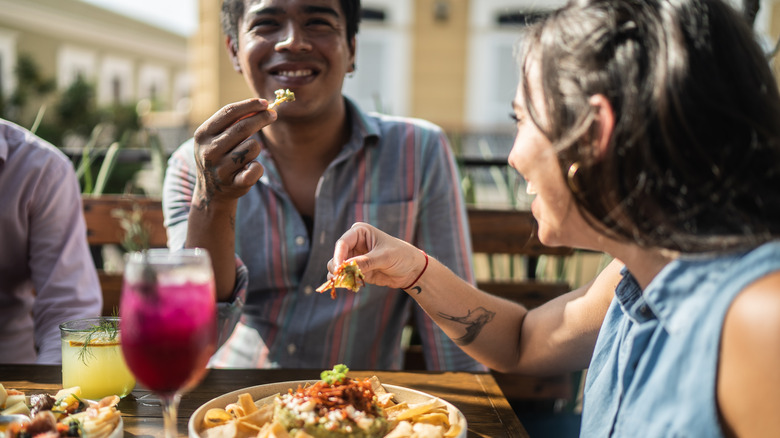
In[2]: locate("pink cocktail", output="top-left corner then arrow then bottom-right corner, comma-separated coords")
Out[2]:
120,249 -> 216,438
121,280 -> 215,394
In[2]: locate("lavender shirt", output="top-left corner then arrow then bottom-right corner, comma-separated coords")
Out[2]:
0,119 -> 102,364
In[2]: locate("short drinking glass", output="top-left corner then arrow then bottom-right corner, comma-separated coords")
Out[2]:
60,317 -> 136,400
120,248 -> 217,438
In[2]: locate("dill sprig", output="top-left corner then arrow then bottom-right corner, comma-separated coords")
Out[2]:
111,203 -> 150,253
112,202 -> 156,292
76,318 -> 119,365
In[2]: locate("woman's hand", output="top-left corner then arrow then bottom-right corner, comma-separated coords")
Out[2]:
329,222 -> 427,290
191,98 -> 276,210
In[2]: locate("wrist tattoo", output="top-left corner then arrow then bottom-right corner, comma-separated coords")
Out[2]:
437,306 -> 495,346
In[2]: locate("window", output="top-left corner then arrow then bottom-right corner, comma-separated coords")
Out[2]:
465,0 -> 565,130
172,70 -> 191,112
0,56 -> 4,101
496,10 -> 549,26
98,56 -> 133,106
137,64 -> 169,109
57,45 -> 97,90
361,8 -> 387,21
342,0 -> 412,116
0,30 -> 17,100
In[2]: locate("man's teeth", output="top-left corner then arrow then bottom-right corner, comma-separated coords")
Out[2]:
525,181 -> 537,195
276,70 -> 312,77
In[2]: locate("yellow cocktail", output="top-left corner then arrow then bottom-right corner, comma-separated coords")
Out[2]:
60,317 -> 136,399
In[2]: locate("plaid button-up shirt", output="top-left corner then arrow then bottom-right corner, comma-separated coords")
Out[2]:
163,98 -> 484,371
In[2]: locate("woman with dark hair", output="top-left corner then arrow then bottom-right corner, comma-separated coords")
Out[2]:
325,0 -> 780,435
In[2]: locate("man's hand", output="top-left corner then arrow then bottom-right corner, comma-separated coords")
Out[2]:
192,98 -> 276,210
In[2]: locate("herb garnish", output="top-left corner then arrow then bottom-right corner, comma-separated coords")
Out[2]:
76,318 -> 119,364
321,364 -> 350,385
112,202 -> 156,292
111,203 -> 150,253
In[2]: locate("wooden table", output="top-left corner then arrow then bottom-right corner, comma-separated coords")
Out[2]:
0,365 -> 528,437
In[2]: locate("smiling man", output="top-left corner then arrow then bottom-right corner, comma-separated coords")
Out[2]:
162,0 -> 483,371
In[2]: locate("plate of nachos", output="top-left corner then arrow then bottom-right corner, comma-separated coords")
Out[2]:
188,365 -> 465,438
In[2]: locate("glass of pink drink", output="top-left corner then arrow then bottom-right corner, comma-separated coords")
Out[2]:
120,248 -> 217,438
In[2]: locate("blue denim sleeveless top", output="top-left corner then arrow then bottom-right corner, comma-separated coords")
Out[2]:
581,241 -> 780,437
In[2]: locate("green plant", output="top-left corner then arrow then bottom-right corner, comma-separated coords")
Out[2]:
75,125 -> 128,196
0,54 -> 55,126
55,75 -> 99,140
111,203 -> 150,252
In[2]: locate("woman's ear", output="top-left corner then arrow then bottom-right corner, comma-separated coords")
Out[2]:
589,94 -> 615,159
225,36 -> 242,74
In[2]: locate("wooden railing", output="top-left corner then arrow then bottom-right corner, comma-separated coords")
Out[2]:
82,195 -> 166,316
82,196 -> 578,404
467,208 -> 576,405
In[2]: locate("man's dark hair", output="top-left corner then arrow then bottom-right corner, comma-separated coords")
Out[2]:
221,0 -> 361,51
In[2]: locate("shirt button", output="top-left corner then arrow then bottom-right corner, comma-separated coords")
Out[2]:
304,286 -> 314,295
287,344 -> 297,355
639,304 -> 650,316
295,236 -> 306,246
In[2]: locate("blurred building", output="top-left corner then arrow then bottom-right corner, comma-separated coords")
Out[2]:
0,0 -> 191,149
191,0 -> 780,159
191,0 -> 572,137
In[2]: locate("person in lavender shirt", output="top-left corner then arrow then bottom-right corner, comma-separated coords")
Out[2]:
0,118 -> 102,364
325,0 -> 780,436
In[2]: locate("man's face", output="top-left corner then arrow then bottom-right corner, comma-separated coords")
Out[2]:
230,0 -> 356,119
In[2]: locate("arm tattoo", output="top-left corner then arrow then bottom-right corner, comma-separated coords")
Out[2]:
437,306 -> 495,346
194,160 -> 220,211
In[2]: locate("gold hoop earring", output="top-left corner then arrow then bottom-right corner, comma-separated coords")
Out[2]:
567,162 -> 581,194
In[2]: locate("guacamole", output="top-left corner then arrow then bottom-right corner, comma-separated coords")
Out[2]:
274,374 -> 389,438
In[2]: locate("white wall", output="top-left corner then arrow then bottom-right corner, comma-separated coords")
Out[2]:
137,64 -> 170,106
57,45 -> 97,89
342,0 -> 412,116
0,29 -> 17,99
98,55 -> 134,105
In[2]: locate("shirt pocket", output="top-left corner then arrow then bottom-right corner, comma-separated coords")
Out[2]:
351,200 -> 416,243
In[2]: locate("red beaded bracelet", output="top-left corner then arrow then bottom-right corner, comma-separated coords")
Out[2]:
402,250 -> 429,290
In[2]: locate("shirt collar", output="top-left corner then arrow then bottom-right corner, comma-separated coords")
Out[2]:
254,96 -> 380,187
343,96 -> 380,151
619,252 -> 741,334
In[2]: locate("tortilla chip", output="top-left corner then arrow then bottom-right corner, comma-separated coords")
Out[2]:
238,393 -> 257,415
237,403 -> 274,428
395,399 -> 441,421
204,408 -> 232,429
255,421 -> 291,438
200,422 -> 237,438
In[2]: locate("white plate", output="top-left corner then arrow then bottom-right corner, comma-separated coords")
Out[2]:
107,417 -> 123,438
0,414 -> 121,438
188,380 -> 467,438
